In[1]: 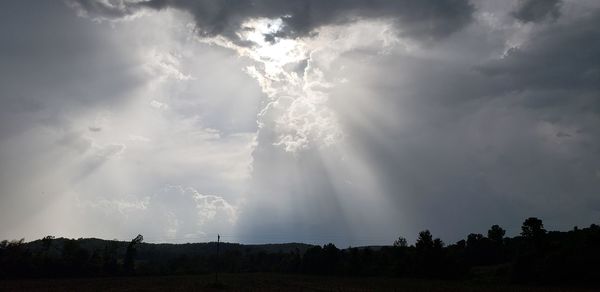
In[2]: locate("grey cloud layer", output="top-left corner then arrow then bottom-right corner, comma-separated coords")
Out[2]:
236,0 -> 600,242
0,1 -> 256,241
323,2 -> 600,239
69,0 -> 474,42
481,10 -> 600,94
513,0 -> 562,23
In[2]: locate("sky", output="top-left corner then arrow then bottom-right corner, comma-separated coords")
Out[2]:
0,0 -> 599,246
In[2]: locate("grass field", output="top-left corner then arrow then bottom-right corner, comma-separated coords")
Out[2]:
0,273 -> 595,291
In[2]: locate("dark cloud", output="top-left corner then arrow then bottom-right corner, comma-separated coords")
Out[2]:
0,1 -> 146,140
67,0 -> 139,19
480,10 -> 600,105
68,0 -> 475,43
314,4 -> 600,241
512,0 -> 562,23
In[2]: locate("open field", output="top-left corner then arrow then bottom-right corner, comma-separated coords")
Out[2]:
1,274 -> 596,292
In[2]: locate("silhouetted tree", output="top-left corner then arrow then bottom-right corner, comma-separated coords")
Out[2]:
485,225 -> 506,264
513,218 -> 549,283
322,243 -> 340,274
466,233 -> 484,247
124,234 -> 143,274
488,225 -> 505,244
416,230 -> 434,251
414,230 -> 447,277
0,239 -> 29,277
433,238 -> 444,248
393,236 -> 408,248
521,217 -> 546,239
41,236 -> 55,251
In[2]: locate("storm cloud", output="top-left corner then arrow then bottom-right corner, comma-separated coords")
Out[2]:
68,0 -> 474,43
512,0 -> 562,23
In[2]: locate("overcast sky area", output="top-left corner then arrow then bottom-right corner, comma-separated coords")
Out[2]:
1,0 -> 599,246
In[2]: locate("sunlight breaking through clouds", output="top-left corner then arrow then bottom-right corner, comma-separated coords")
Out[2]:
3,0 -> 600,247
201,17 -> 399,152
202,17 -> 340,152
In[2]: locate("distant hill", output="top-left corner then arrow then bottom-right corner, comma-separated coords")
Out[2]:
10,237 -> 318,276
24,237 -> 316,259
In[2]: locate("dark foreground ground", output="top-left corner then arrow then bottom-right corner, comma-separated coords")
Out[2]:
0,274 -> 596,292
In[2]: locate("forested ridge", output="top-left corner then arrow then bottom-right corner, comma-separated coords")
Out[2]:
2,217 -> 600,285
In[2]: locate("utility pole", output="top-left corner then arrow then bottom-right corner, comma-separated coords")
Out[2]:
215,234 -> 220,284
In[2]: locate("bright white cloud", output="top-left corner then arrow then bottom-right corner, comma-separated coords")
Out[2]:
149,100 -> 169,110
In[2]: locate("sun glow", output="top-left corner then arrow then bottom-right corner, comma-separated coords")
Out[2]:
198,17 -> 344,152
239,18 -> 307,68
196,18 -> 400,153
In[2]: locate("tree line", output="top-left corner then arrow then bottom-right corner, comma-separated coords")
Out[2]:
1,217 -> 600,285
